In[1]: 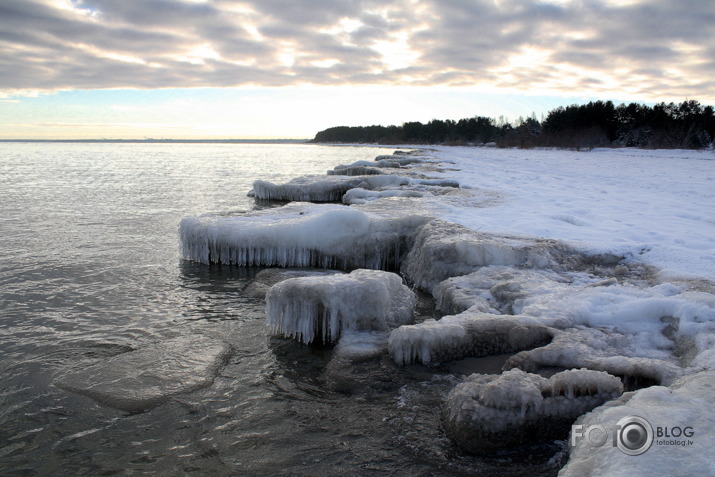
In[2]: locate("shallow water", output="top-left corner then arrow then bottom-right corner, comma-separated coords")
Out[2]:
0,143 -> 563,475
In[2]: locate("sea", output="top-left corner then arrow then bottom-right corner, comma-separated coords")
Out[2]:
0,142 -> 562,476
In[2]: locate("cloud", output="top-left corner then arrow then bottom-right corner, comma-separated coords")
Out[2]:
1,0 -> 714,102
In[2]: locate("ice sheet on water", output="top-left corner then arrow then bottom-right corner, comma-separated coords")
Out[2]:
442,368 -> 623,454
54,336 -> 231,412
266,269 -> 416,345
562,370 -> 715,476
179,203 -> 430,270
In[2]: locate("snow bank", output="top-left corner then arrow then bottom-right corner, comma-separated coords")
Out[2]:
388,312 -> 553,366
54,336 -> 231,412
442,368 -> 623,454
266,269 -> 415,345
561,370 -> 715,476
180,204 -> 429,270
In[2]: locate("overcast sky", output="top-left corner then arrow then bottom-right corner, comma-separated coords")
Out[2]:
1,0 -> 714,138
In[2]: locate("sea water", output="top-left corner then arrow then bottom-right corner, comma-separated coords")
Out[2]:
0,143 -> 561,476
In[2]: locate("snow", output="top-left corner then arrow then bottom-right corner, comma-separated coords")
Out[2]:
430,147 -> 715,283
266,269 -> 415,345
54,336 -> 231,412
179,203 -> 429,270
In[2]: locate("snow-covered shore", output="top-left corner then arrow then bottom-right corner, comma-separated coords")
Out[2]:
179,145 -> 715,475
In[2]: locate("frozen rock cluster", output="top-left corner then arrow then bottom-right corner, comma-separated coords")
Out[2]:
178,147 -> 715,470
442,368 -> 623,454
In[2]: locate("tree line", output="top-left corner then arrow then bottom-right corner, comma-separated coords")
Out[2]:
312,100 -> 715,149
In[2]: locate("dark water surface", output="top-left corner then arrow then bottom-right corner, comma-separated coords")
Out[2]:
0,143 -> 562,475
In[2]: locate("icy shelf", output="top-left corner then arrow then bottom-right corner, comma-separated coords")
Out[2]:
242,268 -> 346,299
54,336 -> 232,412
251,174 -> 411,202
442,368 -> 623,454
388,312 -> 554,366
266,269 -> 415,345
179,203 -> 430,270
400,219 -> 580,293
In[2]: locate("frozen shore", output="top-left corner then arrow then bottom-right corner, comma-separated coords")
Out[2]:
177,146 -> 715,474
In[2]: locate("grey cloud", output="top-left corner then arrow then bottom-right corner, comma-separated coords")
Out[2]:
0,0 -> 714,101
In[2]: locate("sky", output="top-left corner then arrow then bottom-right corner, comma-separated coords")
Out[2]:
1,0 -> 714,139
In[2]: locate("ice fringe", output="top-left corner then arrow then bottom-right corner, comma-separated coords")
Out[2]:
54,336 -> 232,412
442,368 -> 623,454
266,269 -> 415,345
388,311 -> 554,366
242,268 -> 345,299
251,174 -> 459,203
179,204 -> 429,271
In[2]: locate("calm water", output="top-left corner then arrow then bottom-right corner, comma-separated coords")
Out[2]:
0,143 -> 561,476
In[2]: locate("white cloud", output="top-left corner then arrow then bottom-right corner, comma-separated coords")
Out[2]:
0,0 -> 713,102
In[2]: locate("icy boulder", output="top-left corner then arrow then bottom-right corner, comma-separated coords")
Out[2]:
266,269 -> 416,345
442,368 -> 623,454
401,220 -> 571,293
434,266 -> 572,315
388,311 -> 554,366
54,336 -> 232,412
251,174 -> 411,202
180,204 -> 429,270
505,327 -> 683,388
242,268 -> 345,299
328,159 -> 402,176
561,370 -> 715,476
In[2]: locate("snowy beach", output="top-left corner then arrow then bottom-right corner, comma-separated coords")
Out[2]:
180,145 -> 715,474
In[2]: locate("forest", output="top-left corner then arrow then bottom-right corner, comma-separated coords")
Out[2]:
312,100 -> 715,149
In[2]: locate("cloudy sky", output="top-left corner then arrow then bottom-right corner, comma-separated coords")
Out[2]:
1,0 -> 714,139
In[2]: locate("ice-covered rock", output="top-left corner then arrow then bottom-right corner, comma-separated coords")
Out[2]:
251,174 -> 411,202
388,311 -> 554,366
180,203 -> 429,270
242,268 -> 345,299
266,269 -> 416,345
54,336 -> 232,412
401,220 -> 573,293
442,368 -> 623,454
327,159 -> 402,176
561,370 -> 715,476
505,327 -> 683,388
434,266 -> 572,315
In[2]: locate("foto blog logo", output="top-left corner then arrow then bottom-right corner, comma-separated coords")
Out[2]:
572,416 -> 654,456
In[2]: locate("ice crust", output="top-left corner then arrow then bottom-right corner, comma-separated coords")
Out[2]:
54,336 -> 231,412
179,204 -> 429,270
401,219 -> 577,293
242,268 -> 345,299
388,312 -> 554,366
442,368 -> 623,454
266,269 -> 415,344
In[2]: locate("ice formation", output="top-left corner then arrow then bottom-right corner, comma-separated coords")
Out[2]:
401,219 -> 574,293
251,174 -> 412,202
388,312 -> 553,366
442,368 -> 623,454
505,327 -> 684,388
242,268 -> 345,299
54,336 -> 231,412
266,269 -> 416,345
433,266 -> 572,315
561,370 -> 715,476
327,159 -> 402,176
180,204 -> 429,270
